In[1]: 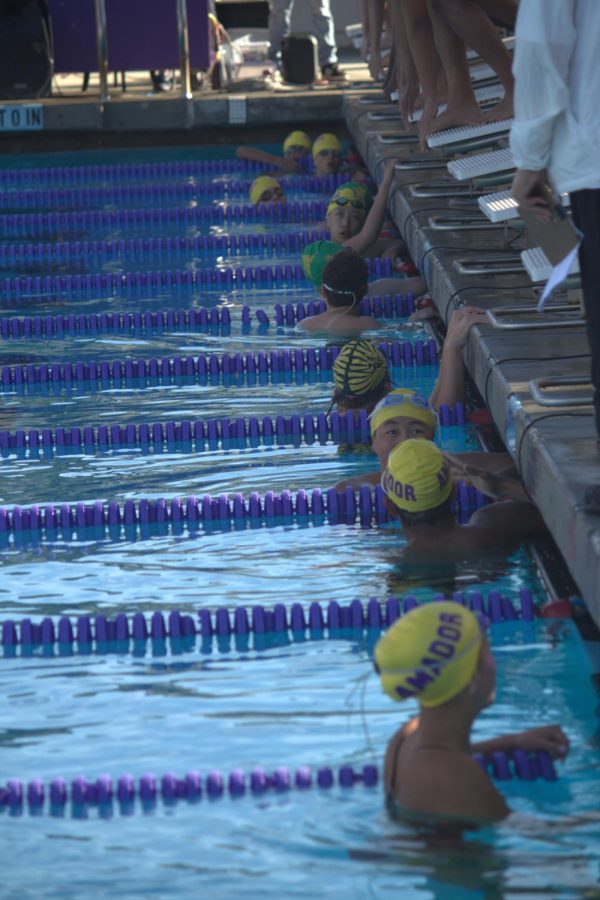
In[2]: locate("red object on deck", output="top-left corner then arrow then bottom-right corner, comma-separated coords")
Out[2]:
540,599 -> 574,619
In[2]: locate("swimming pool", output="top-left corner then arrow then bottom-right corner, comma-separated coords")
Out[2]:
1,141 -> 599,898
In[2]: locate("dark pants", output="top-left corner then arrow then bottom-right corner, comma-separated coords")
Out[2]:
571,189 -> 600,438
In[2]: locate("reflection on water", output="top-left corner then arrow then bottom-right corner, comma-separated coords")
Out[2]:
1,142 -> 598,899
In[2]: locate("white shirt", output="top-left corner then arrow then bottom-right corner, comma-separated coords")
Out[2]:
509,0 -> 600,193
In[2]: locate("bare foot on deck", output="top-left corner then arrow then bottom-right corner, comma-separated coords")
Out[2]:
418,97 -> 444,147
423,100 -> 485,141
398,83 -> 421,130
485,93 -> 514,123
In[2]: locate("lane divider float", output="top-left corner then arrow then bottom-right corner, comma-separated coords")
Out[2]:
0,752 -> 558,816
0,589 -> 536,654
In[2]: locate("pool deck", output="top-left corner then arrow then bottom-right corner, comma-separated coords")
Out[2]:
3,63 -> 600,628
0,55 -> 374,149
344,94 -> 600,628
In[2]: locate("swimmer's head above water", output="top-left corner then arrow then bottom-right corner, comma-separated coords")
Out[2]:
370,390 -> 437,468
312,133 -> 342,177
330,338 -> 391,416
381,439 -> 453,519
249,175 -> 286,206
301,240 -> 344,287
326,182 -> 372,244
283,130 -> 312,161
374,601 -> 492,708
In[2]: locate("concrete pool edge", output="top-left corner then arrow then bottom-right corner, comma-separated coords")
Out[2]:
343,94 -> 600,628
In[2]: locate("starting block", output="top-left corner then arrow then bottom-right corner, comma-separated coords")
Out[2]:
478,190 -> 519,222
521,247 -> 580,283
447,147 -> 514,181
427,118 -> 512,149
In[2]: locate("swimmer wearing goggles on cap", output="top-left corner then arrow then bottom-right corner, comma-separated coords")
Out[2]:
375,601 -> 569,826
236,130 -> 312,175
323,161 -> 422,274
258,184 -> 285,203
335,387 -> 525,493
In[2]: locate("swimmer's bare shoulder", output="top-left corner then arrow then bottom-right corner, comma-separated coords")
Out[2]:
385,722 -> 510,824
298,313 -> 382,337
297,314 -> 325,333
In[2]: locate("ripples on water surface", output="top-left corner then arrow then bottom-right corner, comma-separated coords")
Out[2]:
0,143 -> 599,899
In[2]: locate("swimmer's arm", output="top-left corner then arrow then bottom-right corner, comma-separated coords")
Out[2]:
468,499 -> 547,542
469,472 -> 530,503
471,725 -> 570,761
428,340 -> 462,411
428,307 -> 488,410
334,471 -> 380,491
343,159 -> 397,255
445,452 -> 515,476
443,452 -> 529,501
235,146 -> 297,173
367,276 -> 426,298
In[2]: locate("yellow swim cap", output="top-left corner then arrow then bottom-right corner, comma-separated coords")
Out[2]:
301,240 -> 344,287
381,439 -> 452,513
332,339 -> 389,400
283,130 -> 312,154
370,389 -> 437,437
249,175 -> 283,206
374,601 -> 482,706
312,133 -> 342,160
326,182 -> 372,218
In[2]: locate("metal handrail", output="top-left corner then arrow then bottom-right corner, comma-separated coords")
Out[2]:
176,0 -> 193,101
428,215 -> 507,231
93,0 -> 109,104
395,158 -> 448,171
356,95 -> 388,104
409,182 -> 478,198
368,111 -> 402,121
376,132 -> 419,144
529,376 -> 592,407
453,255 -> 524,276
486,304 -> 584,330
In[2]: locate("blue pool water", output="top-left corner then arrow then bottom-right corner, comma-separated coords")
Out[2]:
1,142 -> 599,898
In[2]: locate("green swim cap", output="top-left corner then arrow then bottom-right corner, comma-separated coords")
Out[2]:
326,182 -> 373,217
301,240 -> 344,287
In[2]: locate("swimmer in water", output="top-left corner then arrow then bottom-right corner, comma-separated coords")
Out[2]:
335,388 -> 522,492
312,133 -> 343,177
328,339 -> 392,417
236,130 -> 312,174
324,161 -> 408,260
248,175 -> 286,207
300,238 -> 425,302
381,439 -> 546,562
375,601 -> 569,825
299,249 -> 382,338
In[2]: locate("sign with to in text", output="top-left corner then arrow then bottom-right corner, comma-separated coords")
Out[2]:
0,105 -> 43,131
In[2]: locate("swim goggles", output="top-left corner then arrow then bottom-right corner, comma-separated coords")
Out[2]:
259,186 -> 284,202
330,195 -> 365,210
